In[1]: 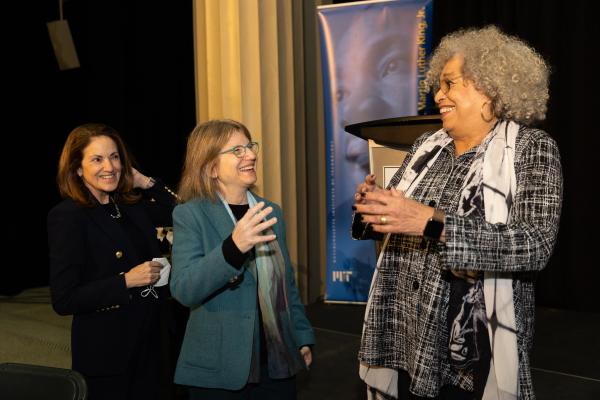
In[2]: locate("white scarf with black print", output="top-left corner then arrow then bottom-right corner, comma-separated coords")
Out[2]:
361,120 -> 519,399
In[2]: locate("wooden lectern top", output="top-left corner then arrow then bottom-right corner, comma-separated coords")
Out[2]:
344,115 -> 442,148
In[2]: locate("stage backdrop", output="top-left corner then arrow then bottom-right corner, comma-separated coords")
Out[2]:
318,0 -> 433,302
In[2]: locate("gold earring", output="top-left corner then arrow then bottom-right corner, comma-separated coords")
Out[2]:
480,101 -> 494,123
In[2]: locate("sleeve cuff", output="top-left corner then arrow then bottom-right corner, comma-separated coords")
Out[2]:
222,235 -> 249,269
439,213 -> 469,268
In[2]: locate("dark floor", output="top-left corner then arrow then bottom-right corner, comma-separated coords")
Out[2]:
2,290 -> 598,399
298,303 -> 600,400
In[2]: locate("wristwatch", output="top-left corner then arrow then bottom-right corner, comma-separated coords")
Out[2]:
423,208 -> 445,241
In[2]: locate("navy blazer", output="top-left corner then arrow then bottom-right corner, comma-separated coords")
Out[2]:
47,183 -> 175,376
170,193 -> 315,390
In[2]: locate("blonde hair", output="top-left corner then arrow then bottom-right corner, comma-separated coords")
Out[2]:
178,119 -> 252,203
426,25 -> 550,124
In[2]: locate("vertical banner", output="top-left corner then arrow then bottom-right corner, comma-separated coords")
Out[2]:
318,0 -> 433,302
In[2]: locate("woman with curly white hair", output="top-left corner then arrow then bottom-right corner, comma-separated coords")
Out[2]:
353,26 -> 562,400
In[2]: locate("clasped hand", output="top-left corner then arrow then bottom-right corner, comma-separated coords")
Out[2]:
354,174 -> 432,235
125,260 -> 163,288
232,201 -> 278,253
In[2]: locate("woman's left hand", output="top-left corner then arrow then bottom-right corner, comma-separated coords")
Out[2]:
355,188 -> 433,235
300,346 -> 312,369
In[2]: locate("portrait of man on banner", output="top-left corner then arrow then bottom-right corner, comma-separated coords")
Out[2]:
319,0 -> 432,302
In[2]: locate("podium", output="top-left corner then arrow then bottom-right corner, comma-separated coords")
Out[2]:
345,115 -> 442,188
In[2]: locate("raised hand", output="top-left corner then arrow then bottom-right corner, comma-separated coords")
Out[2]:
232,202 -> 278,253
131,167 -> 154,189
124,260 -> 163,288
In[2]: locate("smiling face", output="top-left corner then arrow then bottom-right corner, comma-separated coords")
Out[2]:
213,130 -> 257,204
77,135 -> 121,204
434,55 -> 493,140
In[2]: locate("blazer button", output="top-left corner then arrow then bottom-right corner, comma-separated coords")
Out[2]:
115,251 -> 123,259
412,281 -> 420,291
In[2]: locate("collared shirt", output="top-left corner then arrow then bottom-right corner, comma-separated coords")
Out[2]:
358,126 -> 562,399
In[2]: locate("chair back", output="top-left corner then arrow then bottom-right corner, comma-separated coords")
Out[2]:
0,363 -> 87,400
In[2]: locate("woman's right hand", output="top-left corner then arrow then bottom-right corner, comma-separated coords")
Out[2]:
354,174 -> 383,205
124,260 -> 163,288
232,201 -> 278,253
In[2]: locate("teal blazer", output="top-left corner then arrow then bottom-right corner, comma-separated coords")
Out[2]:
170,193 -> 315,390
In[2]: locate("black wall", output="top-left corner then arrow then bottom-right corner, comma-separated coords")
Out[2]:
6,1 -> 597,312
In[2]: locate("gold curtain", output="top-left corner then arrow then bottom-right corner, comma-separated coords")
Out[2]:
193,0 -> 328,302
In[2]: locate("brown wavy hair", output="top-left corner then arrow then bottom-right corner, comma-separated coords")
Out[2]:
56,123 -> 140,206
178,119 -> 252,203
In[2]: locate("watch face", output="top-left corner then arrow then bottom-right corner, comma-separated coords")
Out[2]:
424,219 -> 444,241
352,212 -> 369,240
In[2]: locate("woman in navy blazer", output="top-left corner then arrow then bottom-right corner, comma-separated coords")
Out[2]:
48,123 -> 178,400
171,119 -> 315,399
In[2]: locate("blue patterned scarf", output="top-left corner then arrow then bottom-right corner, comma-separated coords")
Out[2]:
220,191 -> 304,379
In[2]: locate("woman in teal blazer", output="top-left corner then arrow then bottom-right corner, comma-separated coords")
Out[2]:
170,119 -> 314,399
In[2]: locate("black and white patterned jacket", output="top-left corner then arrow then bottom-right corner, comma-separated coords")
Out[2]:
358,126 -> 562,399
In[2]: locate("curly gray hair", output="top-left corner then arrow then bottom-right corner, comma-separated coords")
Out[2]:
425,26 -> 549,124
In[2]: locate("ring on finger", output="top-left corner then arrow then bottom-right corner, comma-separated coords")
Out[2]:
380,216 -> 387,225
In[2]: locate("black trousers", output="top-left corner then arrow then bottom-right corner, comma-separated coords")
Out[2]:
84,344 -> 160,400
396,367 -> 489,400
188,368 -> 296,400
395,374 -> 473,400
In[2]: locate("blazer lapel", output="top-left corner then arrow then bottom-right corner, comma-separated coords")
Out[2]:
85,206 -> 133,255
84,203 -> 161,263
122,204 -> 161,257
198,199 -> 236,241
198,195 -> 267,282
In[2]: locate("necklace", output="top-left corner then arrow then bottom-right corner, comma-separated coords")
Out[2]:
109,197 -> 122,219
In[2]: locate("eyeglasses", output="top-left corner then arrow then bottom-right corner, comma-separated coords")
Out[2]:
219,142 -> 259,158
436,75 -> 464,94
